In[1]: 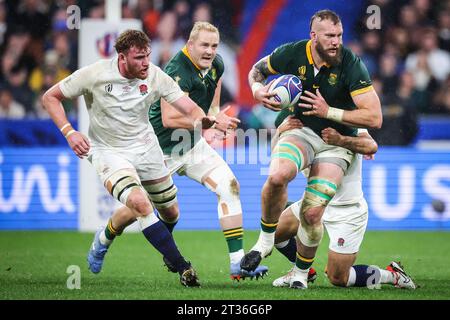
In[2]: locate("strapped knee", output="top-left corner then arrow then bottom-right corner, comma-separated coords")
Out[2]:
303,176 -> 338,211
272,142 -> 304,172
203,165 -> 242,219
144,177 -> 178,210
105,169 -> 143,205
297,176 -> 337,247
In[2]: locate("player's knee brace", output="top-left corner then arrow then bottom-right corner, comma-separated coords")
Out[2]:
297,176 -> 337,246
203,165 -> 242,219
105,169 -> 143,205
143,177 -> 178,210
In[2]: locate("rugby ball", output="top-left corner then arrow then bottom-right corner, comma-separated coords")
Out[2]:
268,74 -> 303,109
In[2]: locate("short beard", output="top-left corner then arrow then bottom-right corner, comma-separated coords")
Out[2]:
316,42 -> 342,66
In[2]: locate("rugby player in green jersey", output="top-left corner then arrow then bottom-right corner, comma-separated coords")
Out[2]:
241,10 -> 382,289
115,22 -> 268,281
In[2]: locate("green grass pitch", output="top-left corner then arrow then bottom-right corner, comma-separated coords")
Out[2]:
1,230 -> 449,300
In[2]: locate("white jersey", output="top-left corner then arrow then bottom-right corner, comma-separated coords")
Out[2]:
60,57 -> 184,150
328,152 -> 363,206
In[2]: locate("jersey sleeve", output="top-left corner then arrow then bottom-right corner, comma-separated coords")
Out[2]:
59,64 -> 96,99
213,54 -> 225,80
164,64 -> 193,93
267,42 -> 297,75
157,67 -> 185,104
344,54 -> 373,97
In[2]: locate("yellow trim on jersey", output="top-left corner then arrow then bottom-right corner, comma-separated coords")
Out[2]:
306,40 -> 314,65
267,56 -> 278,74
350,85 -> 374,97
182,46 -> 201,71
306,39 -> 330,68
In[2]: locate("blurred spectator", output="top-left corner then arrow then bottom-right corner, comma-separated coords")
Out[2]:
370,75 -> 419,145
405,27 -> 450,96
29,50 -> 70,94
432,75 -> 450,113
0,1 -> 6,46
0,88 -> 26,119
5,65 -> 34,114
150,11 -> 185,68
192,2 -> 212,23
437,10 -> 450,51
378,53 -> 400,96
173,0 -> 192,40
141,0 -> 161,39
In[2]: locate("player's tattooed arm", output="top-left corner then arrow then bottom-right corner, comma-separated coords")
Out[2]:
249,57 -> 272,85
248,55 -> 281,110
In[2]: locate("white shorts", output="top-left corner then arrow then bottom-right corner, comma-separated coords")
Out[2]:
164,138 -> 227,183
290,198 -> 368,254
280,126 -> 354,166
88,142 -> 170,185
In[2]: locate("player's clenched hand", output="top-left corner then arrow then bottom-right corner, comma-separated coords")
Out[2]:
254,80 -> 282,111
214,105 -> 240,133
298,89 -> 329,118
321,127 -> 343,145
277,115 -> 304,135
67,131 -> 90,159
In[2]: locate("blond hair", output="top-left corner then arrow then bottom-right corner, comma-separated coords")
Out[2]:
189,21 -> 219,41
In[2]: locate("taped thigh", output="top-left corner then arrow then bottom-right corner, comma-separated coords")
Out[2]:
105,169 -> 143,205
202,164 -> 242,218
143,176 -> 178,209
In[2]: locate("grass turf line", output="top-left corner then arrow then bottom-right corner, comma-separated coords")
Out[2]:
0,231 -> 449,300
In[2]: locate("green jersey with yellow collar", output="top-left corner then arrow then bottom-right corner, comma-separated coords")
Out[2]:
149,46 -> 224,154
268,40 -> 373,137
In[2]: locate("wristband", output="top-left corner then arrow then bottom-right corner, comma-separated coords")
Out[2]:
60,123 -> 71,132
251,82 -> 264,98
65,129 -> 76,139
326,107 -> 344,123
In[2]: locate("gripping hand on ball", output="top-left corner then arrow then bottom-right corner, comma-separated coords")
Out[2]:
253,80 -> 282,111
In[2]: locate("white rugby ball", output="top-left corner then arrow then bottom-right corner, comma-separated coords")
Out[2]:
268,74 -> 303,109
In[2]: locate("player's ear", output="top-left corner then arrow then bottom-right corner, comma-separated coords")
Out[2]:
310,31 -> 316,42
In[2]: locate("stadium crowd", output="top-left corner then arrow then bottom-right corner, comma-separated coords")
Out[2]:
0,0 -> 449,146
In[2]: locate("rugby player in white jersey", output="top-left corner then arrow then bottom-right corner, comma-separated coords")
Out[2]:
42,30 -> 239,287
271,117 -> 416,289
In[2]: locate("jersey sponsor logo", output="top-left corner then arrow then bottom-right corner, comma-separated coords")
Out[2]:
337,237 -> 345,247
328,73 -> 338,86
105,83 -> 113,93
298,65 -> 307,80
122,85 -> 131,94
313,84 -> 320,89
211,68 -> 217,81
139,84 -> 148,96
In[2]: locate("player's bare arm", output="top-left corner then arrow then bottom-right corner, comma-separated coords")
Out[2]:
164,94 -> 240,132
299,88 -> 382,129
321,127 -> 378,155
248,56 -> 281,111
42,84 -> 90,159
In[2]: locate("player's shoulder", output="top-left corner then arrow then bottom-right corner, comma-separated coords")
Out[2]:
341,45 -> 363,66
212,53 -> 224,74
273,39 -> 308,54
164,51 -> 191,76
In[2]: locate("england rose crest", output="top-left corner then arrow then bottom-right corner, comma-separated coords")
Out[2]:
139,84 -> 148,95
